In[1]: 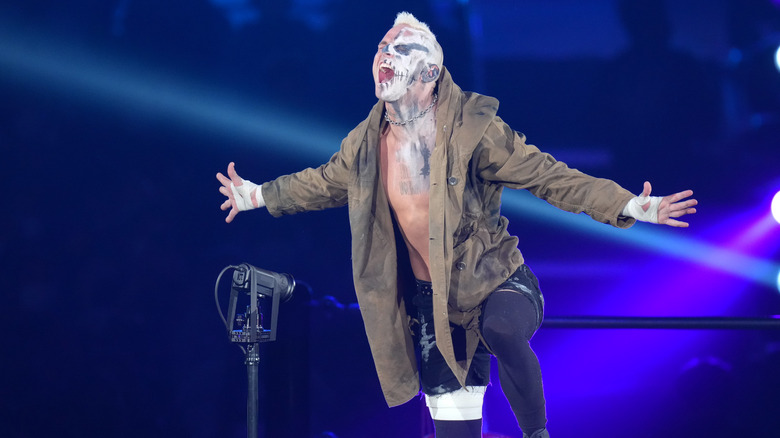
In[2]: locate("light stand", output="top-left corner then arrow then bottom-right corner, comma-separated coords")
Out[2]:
216,263 -> 295,438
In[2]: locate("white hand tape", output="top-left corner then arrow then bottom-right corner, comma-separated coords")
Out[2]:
622,195 -> 662,223
230,179 -> 261,211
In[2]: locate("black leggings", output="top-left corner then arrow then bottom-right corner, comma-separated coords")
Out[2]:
480,265 -> 547,432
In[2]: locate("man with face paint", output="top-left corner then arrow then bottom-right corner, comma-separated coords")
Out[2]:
217,12 -> 697,438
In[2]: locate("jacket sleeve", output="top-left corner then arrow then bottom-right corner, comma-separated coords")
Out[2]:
475,116 -> 636,228
261,124 -> 362,217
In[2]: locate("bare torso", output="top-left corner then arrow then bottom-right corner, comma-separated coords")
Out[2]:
379,116 -> 436,281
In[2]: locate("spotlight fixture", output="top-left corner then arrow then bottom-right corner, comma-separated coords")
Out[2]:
772,190 -> 780,225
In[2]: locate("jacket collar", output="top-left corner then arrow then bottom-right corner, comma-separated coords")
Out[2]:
437,67 -> 500,151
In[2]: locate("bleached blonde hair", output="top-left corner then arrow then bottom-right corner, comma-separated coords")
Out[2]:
394,12 -> 434,36
393,11 -> 443,67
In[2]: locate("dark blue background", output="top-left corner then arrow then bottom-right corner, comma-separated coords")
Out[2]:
1,1 -> 779,437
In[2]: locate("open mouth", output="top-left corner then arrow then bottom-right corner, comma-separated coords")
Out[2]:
378,66 -> 395,84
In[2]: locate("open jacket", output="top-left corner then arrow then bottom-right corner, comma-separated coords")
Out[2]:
262,67 -> 636,407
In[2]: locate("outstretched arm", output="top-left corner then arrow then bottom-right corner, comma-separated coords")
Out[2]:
622,181 -> 698,227
216,162 -> 265,223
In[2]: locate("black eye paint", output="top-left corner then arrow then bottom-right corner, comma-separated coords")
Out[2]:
393,43 -> 429,56
395,45 -> 410,55
406,43 -> 429,53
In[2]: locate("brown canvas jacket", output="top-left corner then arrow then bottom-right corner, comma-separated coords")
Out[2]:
262,67 -> 636,407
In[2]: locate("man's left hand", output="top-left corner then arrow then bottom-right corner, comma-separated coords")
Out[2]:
623,181 -> 698,227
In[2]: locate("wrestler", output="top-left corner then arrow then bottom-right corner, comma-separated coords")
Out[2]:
217,12 -> 697,438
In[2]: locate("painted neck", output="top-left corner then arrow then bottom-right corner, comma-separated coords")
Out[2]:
385,93 -> 437,128
384,86 -> 437,129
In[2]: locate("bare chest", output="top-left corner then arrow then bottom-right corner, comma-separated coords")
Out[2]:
378,123 -> 437,280
379,126 -> 435,209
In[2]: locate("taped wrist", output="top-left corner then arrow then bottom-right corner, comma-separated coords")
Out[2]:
622,195 -> 662,223
255,186 -> 266,208
230,179 -> 265,211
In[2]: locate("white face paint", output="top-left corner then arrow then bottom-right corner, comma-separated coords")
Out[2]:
373,26 -> 438,102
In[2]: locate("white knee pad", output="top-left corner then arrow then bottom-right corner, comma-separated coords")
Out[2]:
425,386 -> 487,421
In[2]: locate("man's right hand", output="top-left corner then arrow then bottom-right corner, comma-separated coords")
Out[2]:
216,162 -> 263,223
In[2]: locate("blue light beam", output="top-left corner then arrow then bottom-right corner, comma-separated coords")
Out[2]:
502,190 -> 780,289
0,22 -> 345,162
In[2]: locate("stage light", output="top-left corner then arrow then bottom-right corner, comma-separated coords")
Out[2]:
775,269 -> 780,293
775,44 -> 780,73
772,191 -> 780,224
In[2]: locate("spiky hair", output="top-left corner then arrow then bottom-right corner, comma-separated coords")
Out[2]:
392,12 -> 444,67
394,12 -> 435,38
